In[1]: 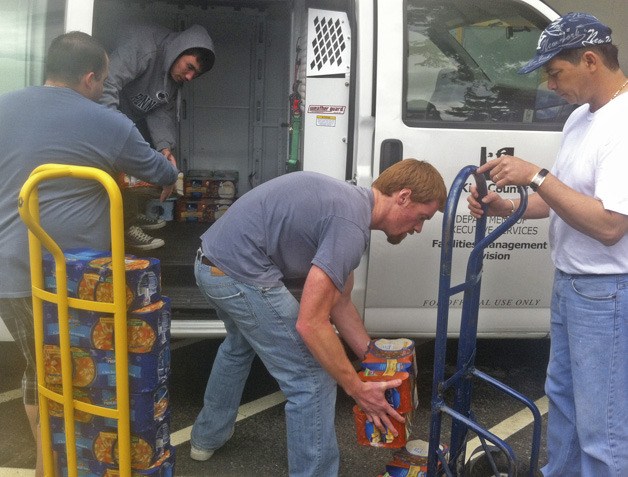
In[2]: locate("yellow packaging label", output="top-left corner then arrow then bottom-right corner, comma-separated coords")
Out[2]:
384,358 -> 398,376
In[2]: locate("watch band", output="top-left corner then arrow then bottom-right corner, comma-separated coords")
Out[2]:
529,168 -> 549,191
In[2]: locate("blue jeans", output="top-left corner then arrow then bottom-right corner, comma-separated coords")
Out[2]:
190,256 -> 340,477
542,270 -> 628,476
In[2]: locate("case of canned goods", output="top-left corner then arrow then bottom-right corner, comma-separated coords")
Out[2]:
46,383 -> 169,433
42,298 -> 171,354
43,248 -> 161,311
43,344 -> 170,393
51,417 -> 170,470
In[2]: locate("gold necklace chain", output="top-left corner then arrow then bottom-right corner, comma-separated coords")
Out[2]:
611,79 -> 628,100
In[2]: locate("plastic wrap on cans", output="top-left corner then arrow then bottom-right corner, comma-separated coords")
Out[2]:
57,445 -> 175,477
358,370 -> 416,413
184,180 -> 236,200
43,248 -> 161,311
43,298 -> 171,354
43,344 -> 170,393
183,170 -> 238,200
362,338 -> 416,376
174,198 -> 232,222
47,384 -> 169,433
51,417 -> 170,470
353,405 -> 409,448
382,439 -> 448,476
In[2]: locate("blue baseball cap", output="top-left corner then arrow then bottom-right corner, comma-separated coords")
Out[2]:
518,12 -> 612,74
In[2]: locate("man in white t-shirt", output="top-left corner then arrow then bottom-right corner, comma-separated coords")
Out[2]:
468,12 -> 628,477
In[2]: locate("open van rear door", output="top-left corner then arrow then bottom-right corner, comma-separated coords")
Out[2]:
364,0 -> 568,338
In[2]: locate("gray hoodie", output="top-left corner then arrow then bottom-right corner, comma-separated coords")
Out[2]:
101,24 -> 214,151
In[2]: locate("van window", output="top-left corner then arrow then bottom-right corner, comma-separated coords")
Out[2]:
404,0 -> 574,130
0,0 -> 65,95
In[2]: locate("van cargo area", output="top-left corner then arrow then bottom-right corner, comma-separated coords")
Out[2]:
93,0 -> 342,327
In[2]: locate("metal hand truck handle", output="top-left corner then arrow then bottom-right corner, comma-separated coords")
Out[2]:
18,164 -> 132,477
427,165 -> 542,477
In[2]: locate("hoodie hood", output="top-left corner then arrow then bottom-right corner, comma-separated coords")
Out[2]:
99,23 -> 215,151
163,24 -> 215,76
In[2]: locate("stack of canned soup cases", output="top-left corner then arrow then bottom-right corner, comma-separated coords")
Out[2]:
41,248 -> 175,474
175,169 -> 238,222
354,338 -> 418,448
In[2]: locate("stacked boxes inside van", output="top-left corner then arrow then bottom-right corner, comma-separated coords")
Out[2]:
41,248 -> 175,476
174,170 -> 238,222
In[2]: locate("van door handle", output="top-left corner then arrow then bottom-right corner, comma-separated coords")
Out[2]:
380,139 -> 403,174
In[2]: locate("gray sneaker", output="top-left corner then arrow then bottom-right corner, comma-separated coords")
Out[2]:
190,446 -> 214,462
125,225 -> 164,251
190,427 -> 235,462
135,213 -> 166,230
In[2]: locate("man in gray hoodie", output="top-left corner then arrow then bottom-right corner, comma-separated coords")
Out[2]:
100,23 -> 215,250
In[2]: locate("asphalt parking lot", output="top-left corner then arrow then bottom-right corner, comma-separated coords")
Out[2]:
0,335 -> 550,476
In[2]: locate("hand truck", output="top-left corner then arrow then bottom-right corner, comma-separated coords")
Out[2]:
18,164 -> 133,477
426,165 -> 543,476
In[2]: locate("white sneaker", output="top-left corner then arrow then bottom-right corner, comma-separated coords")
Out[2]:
190,446 -> 214,461
135,213 -> 166,230
190,427 -> 234,461
125,225 -> 165,251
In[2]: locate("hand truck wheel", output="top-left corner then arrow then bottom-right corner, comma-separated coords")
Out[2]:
465,445 -> 517,477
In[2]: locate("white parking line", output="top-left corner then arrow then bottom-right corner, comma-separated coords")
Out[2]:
170,390 -> 286,446
0,468 -> 34,477
0,389 -> 21,404
465,395 -> 549,461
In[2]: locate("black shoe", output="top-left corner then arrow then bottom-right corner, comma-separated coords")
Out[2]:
135,213 -> 166,231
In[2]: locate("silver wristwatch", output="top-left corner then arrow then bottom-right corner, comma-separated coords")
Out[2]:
529,168 -> 549,191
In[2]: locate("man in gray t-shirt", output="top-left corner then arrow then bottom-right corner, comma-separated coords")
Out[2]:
190,160 -> 447,476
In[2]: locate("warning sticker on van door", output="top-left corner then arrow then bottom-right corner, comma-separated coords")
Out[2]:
316,115 -> 337,127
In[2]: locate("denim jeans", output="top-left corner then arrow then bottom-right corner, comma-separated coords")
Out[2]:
541,270 -> 628,476
190,256 -> 340,477
0,298 -> 38,405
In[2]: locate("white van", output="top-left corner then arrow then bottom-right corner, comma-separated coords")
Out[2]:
2,0 -> 570,340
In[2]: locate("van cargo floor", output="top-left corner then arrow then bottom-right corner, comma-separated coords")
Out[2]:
144,221 -> 205,268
